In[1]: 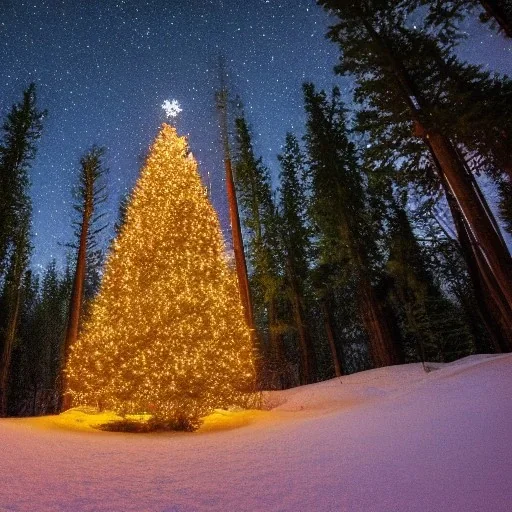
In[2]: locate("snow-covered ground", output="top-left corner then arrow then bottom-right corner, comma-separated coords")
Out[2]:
1,354 -> 511,511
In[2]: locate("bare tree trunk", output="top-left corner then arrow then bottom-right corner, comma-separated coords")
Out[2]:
359,279 -> 399,368
216,84 -> 256,335
434,146 -> 512,352
224,154 -> 255,331
291,289 -> 316,384
424,129 -> 512,315
321,298 -> 342,377
0,277 -> 23,416
60,205 -> 90,412
451,200 -> 512,352
286,257 -> 316,384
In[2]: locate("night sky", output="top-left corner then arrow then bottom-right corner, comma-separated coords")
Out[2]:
1,0 -> 511,272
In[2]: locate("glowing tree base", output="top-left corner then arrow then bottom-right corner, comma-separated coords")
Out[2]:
65,124 -> 257,429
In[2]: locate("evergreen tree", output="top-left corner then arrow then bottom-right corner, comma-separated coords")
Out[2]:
0,215 -> 31,415
277,133 -> 317,384
0,84 -> 45,278
65,125 -> 256,430
234,116 -> 287,386
317,0 -> 512,347
303,83 -> 399,368
9,261 -> 70,415
0,84 -> 44,416
385,202 -> 475,363
497,177 -> 512,235
6,269 -> 38,415
423,1 -> 512,38
60,146 -> 107,409
114,192 -> 131,236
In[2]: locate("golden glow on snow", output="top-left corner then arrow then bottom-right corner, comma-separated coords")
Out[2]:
65,124 -> 257,424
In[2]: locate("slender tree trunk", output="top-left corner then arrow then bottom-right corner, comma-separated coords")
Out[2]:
0,254 -> 24,416
286,257 -> 316,384
321,296 -> 342,377
60,208 -> 90,411
216,87 -> 256,334
480,1 -> 512,37
224,155 -> 255,331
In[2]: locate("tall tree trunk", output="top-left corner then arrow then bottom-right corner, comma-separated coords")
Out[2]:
60,207 -> 90,411
224,155 -> 256,331
451,204 -> 512,352
286,257 -> 316,383
321,296 -> 343,377
434,149 -> 512,352
358,13 -> 512,323
359,278 -> 399,367
480,1 -> 512,37
216,87 -> 256,334
342,213 -> 399,368
423,129 -> 512,314
0,251 -> 25,416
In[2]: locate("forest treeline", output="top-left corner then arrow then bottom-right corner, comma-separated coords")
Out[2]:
0,0 -> 511,416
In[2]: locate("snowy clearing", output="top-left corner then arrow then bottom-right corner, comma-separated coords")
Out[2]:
1,354 -> 511,512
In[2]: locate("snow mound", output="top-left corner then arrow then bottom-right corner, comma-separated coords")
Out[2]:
0,353 -> 510,512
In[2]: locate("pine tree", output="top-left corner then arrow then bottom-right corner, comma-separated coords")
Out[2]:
277,133 -> 317,384
0,84 -> 44,416
114,192 -> 130,236
65,124 -> 256,430
60,146 -> 107,409
385,202 -> 475,363
0,84 -> 45,278
0,214 -> 31,415
7,269 -> 39,415
9,261 -> 70,415
234,116 -> 287,385
304,83 -> 399,368
423,1 -> 512,38
317,0 -> 512,347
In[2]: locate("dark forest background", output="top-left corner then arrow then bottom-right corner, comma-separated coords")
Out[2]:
1,0 -> 511,416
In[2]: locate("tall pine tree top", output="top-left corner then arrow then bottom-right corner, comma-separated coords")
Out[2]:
65,124 -> 257,428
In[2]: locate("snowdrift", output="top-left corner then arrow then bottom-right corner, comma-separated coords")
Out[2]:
1,354 -> 511,511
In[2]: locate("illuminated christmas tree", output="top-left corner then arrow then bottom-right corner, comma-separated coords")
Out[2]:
65,124 -> 257,429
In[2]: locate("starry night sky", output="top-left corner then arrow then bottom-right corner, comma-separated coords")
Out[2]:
1,0 -> 511,272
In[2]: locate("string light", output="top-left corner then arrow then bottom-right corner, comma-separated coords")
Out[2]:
65,124 -> 257,426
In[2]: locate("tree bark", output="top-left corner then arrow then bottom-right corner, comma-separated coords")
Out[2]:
359,278 -> 399,368
433,147 -> 512,352
216,87 -> 256,335
60,204 -> 90,412
321,297 -> 343,377
424,130 -> 512,311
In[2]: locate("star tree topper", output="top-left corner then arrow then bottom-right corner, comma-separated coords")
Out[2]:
162,99 -> 182,120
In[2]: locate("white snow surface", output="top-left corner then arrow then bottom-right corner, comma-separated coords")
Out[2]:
1,354 -> 511,512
